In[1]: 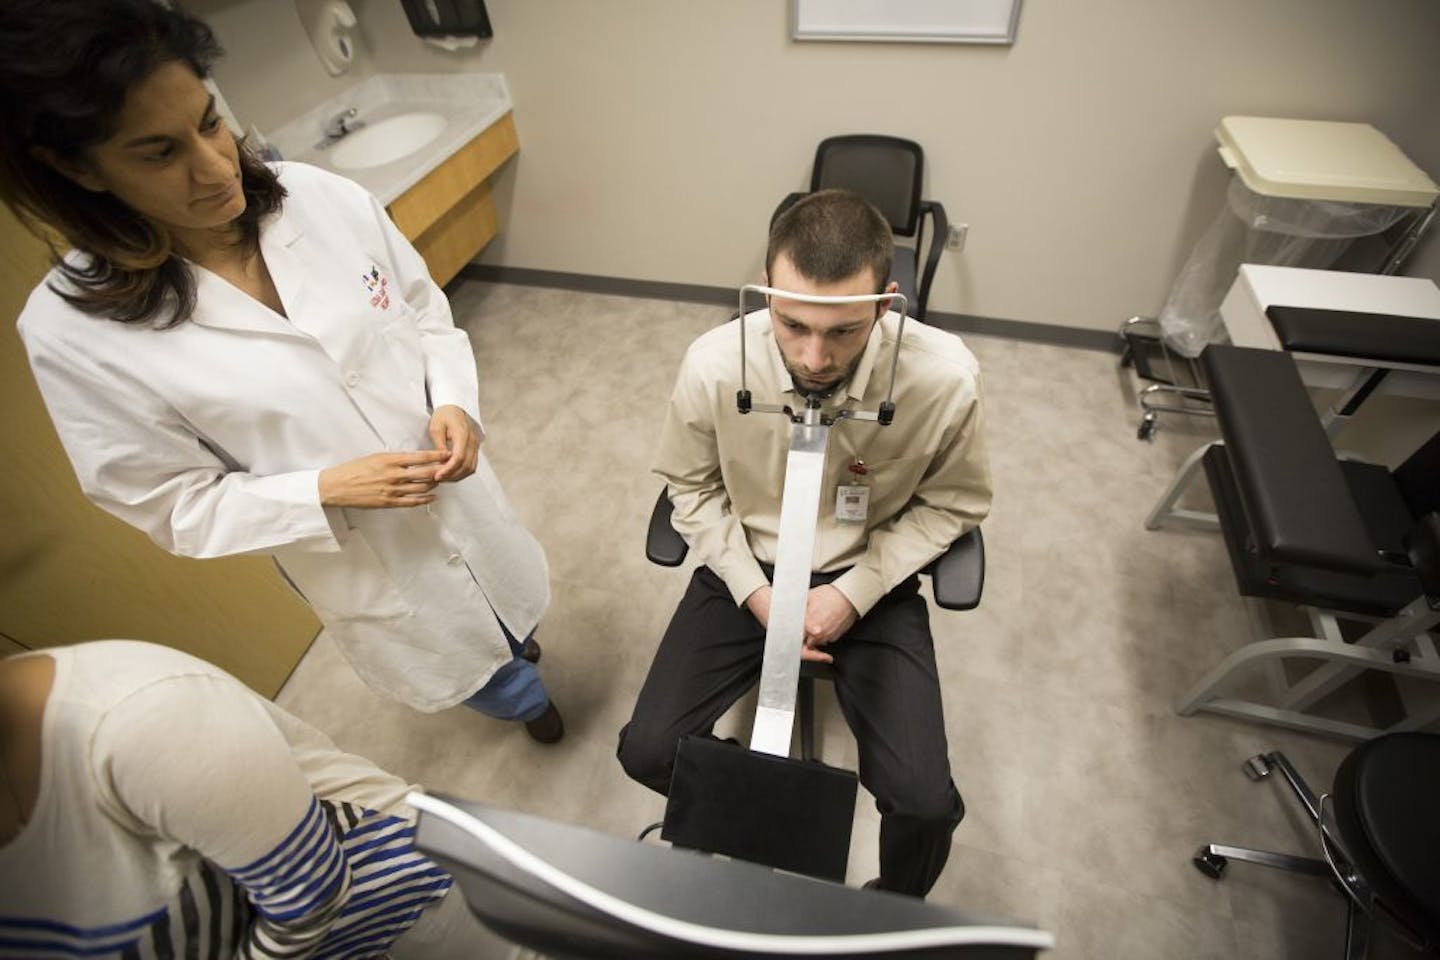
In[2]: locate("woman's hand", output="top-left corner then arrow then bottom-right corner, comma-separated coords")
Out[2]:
318,451 -> 449,508
429,405 -> 482,482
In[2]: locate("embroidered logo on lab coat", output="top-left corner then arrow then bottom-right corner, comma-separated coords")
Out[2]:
362,265 -> 391,310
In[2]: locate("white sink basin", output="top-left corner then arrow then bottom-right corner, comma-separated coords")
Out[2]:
330,112 -> 448,170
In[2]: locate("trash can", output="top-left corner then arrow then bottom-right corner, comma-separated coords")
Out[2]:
1158,116 -> 1438,358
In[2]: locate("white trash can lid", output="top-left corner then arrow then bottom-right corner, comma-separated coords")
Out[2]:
1215,115 -> 1438,208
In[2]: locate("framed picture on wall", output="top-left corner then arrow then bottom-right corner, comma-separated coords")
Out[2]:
792,0 -> 1022,44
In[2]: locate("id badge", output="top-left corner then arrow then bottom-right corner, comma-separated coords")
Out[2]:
835,484 -> 870,524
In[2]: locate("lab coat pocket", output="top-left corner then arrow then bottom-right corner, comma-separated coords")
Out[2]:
274,530 -> 412,622
378,303 -> 427,396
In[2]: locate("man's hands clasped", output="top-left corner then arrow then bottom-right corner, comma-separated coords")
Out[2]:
318,405 -> 482,509
745,583 -> 859,664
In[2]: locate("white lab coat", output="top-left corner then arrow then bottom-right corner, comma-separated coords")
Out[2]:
18,162 -> 550,712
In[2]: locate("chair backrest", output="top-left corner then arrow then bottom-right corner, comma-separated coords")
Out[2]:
811,135 -> 925,237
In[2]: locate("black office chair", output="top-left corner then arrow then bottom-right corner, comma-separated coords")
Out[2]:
775,135 -> 950,323
1194,734 -> 1440,959
645,490 -> 984,761
1147,344 -> 1440,739
412,792 -> 1054,959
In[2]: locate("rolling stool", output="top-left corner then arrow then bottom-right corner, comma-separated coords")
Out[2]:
1194,733 -> 1440,958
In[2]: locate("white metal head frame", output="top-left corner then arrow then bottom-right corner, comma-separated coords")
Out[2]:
733,284 -> 909,757
736,283 -> 909,426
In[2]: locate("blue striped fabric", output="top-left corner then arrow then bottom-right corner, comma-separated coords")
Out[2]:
0,910 -> 165,957
312,803 -> 451,960
1,798 -> 452,959
231,796 -> 347,923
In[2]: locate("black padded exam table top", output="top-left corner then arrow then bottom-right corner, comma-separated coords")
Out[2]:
1266,305 -> 1440,367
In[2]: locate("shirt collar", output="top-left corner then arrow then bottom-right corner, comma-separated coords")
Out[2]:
845,315 -> 888,403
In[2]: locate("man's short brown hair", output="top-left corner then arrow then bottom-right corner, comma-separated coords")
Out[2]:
765,189 -> 893,294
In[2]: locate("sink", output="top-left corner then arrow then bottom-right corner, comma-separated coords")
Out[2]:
329,112 -> 448,170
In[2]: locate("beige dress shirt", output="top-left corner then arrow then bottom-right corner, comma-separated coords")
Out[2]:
654,309 -> 992,616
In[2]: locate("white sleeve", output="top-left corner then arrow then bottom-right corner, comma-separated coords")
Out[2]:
19,318 -> 342,559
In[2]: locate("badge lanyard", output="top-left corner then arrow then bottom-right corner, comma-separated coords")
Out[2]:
835,457 -> 870,524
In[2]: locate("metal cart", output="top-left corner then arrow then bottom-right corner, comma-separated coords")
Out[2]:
1125,115 -> 1439,441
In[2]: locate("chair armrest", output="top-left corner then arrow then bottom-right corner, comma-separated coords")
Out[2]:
916,200 -> 948,323
650,485 -> 987,607
646,489 -> 689,567
1201,345 -> 1380,575
927,527 -> 984,611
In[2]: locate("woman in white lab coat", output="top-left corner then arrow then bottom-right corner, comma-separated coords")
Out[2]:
0,0 -> 563,741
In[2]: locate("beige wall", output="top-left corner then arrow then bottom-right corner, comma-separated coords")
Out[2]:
199,0 -> 1440,333
199,0 -> 375,134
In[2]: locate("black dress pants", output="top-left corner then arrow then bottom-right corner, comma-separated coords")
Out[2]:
617,565 -> 964,897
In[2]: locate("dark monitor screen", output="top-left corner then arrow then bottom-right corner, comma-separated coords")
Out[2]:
410,792 -> 1053,960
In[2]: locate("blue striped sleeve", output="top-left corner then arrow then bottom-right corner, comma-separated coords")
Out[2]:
224,795 -> 352,957
228,797 -> 349,922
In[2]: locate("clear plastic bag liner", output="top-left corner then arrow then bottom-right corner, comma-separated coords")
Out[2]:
1158,178 -> 1412,357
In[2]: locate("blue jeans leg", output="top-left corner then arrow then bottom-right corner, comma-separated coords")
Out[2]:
461,626 -> 549,722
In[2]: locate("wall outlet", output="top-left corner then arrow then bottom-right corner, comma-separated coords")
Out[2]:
946,223 -> 969,251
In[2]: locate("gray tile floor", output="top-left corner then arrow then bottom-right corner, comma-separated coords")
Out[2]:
276,281 -> 1423,960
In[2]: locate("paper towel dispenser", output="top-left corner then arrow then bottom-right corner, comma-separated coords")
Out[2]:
400,0 -> 492,38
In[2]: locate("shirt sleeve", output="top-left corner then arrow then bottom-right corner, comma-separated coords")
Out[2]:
19,320 -> 343,560
832,372 -> 993,616
367,190 -> 484,430
652,345 -> 770,607
92,673 -> 351,959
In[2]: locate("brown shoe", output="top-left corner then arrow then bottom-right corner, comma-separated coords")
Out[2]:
520,637 -> 542,663
524,701 -> 564,744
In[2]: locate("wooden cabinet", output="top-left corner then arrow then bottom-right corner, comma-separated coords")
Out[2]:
387,111 -> 518,286
0,206 -> 319,696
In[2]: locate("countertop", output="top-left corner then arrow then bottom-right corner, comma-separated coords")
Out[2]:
265,73 -> 513,206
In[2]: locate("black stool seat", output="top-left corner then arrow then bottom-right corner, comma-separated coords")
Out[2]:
1333,733 -> 1440,947
1266,306 -> 1440,366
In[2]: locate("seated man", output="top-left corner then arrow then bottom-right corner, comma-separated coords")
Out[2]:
618,189 -> 992,898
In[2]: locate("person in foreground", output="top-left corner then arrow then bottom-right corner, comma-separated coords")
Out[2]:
0,0 -> 562,743
617,189 -> 992,897
0,639 -> 519,958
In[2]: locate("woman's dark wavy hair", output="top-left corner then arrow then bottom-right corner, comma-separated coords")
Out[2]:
0,0 -> 285,328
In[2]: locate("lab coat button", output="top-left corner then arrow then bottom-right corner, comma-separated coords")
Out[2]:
345,371 -> 361,387
425,504 -> 437,517
446,553 -> 462,566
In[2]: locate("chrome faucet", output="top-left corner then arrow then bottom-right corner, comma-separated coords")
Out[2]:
317,107 -> 365,148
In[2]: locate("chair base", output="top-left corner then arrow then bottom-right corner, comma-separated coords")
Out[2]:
1196,752 -> 1377,960
1118,316 -> 1214,441
1174,602 -> 1440,742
